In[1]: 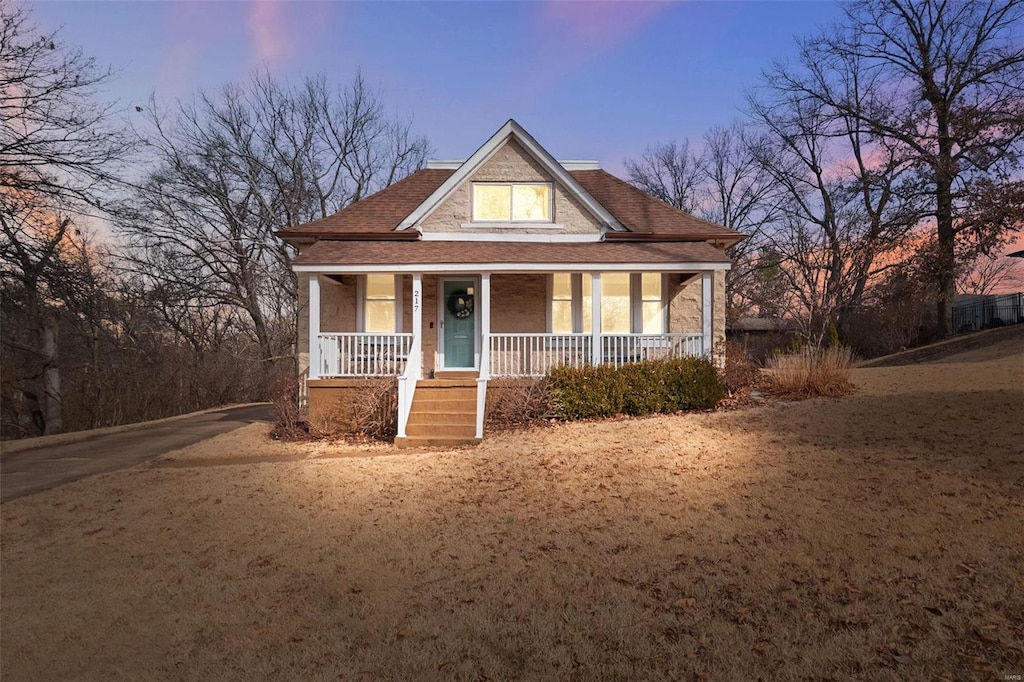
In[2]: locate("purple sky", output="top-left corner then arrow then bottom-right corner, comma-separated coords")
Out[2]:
31,1 -> 843,173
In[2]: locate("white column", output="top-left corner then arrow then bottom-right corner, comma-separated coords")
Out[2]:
412,273 -> 423,379
308,274 -> 321,379
479,273 -> 491,377
702,271 -> 713,356
591,272 -> 602,365
476,273 -> 491,439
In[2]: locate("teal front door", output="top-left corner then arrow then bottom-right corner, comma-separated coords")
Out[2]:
442,279 -> 476,369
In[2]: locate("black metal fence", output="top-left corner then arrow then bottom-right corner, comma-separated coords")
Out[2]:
952,293 -> 1024,333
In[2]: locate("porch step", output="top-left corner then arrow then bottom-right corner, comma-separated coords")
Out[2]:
400,380 -> 480,446
407,411 -> 475,426
396,436 -> 481,449
433,371 -> 479,380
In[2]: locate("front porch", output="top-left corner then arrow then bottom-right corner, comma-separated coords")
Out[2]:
302,270 -> 722,444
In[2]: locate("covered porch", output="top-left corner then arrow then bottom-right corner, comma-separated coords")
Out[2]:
301,267 -> 722,441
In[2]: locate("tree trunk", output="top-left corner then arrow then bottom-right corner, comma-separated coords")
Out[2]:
935,175 -> 956,338
41,316 -> 63,435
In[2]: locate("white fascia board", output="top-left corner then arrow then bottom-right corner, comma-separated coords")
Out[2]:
398,120 -> 623,232
294,261 -> 731,274
428,158 -> 601,171
421,232 -> 601,242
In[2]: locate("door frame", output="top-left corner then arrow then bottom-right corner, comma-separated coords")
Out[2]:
437,275 -> 481,370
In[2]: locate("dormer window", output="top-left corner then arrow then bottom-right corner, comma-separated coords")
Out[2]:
472,182 -> 552,222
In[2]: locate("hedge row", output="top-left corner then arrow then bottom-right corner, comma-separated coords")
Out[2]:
546,357 -> 725,420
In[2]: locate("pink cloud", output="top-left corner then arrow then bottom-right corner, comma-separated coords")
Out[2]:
248,0 -> 289,66
536,0 -> 671,55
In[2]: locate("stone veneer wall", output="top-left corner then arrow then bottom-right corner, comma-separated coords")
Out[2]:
419,139 -> 603,235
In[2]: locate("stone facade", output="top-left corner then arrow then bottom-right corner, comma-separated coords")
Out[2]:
420,139 -> 603,235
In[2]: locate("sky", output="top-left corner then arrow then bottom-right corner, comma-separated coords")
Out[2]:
29,0 -> 846,174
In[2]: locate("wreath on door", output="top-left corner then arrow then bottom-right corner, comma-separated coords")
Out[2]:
446,289 -> 474,319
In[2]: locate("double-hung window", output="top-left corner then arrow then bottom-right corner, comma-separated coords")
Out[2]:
472,183 -> 552,222
549,273 -> 665,334
361,274 -> 401,333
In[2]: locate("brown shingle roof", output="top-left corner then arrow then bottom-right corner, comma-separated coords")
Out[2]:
276,167 -> 743,242
276,169 -> 455,238
292,240 -> 730,267
569,169 -> 739,240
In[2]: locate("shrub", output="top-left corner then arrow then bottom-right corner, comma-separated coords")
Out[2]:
350,377 -> 398,441
716,340 -> 761,393
485,378 -> 549,430
270,373 -> 306,440
766,346 -> 856,397
547,357 -> 725,420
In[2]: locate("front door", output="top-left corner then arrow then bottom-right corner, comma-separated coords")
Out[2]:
441,278 -> 476,369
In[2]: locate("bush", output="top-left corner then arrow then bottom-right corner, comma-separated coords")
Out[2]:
485,378 -> 549,430
350,378 -> 398,441
766,346 -> 856,397
716,340 -> 761,393
270,373 -> 306,440
547,357 -> 725,420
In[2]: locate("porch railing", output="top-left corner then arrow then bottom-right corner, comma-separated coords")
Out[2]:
600,333 -> 704,369
486,333 -> 705,378
317,333 -> 414,377
488,334 -> 591,378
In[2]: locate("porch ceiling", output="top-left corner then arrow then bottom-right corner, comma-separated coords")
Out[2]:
292,240 -> 730,270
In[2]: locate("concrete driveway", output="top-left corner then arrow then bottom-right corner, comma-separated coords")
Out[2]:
0,404 -> 273,503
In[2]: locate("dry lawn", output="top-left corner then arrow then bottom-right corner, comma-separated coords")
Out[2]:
2,333 -> 1023,680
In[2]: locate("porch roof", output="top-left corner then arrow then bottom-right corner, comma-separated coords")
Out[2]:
292,239 -> 730,270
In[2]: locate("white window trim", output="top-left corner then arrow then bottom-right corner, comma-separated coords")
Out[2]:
546,273 -> 666,334
471,181 -> 554,224
357,274 -> 403,333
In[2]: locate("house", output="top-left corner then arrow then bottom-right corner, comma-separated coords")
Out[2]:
277,120 -> 743,446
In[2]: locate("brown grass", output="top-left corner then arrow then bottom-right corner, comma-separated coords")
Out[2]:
2,341 -> 1022,679
767,345 -> 857,397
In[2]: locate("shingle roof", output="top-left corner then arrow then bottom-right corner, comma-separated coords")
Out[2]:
292,240 -> 730,267
276,169 -> 455,238
276,167 -> 742,242
570,170 -> 738,239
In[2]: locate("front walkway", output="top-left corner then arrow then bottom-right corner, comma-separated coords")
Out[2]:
0,404 -> 272,502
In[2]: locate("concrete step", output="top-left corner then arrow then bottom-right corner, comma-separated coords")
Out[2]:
406,423 -> 477,438
432,371 -> 479,380
407,412 -> 475,427
409,399 -> 477,409
416,379 -> 477,388
395,436 -> 481,449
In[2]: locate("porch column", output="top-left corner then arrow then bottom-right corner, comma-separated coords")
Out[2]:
308,274 -> 321,379
476,273 -> 491,440
702,271 -> 712,356
591,272 -> 602,365
412,273 -> 423,379
479,273 -> 491,378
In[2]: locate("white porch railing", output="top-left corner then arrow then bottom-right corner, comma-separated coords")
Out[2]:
600,333 -> 704,369
488,334 -> 591,378
486,333 -> 705,378
317,333 -> 414,377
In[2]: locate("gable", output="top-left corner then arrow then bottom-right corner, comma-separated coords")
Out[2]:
419,139 -> 604,235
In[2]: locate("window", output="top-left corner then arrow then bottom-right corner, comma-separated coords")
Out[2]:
472,183 -> 552,222
551,273 -> 574,334
601,273 -> 631,334
640,273 -> 664,333
548,273 -> 664,334
363,274 -> 398,333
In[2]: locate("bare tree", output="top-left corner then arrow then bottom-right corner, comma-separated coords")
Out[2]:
625,140 -> 703,213
0,4 -> 133,434
772,0 -> 1024,336
699,124 -> 781,319
959,254 -> 1024,295
119,72 -> 429,374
